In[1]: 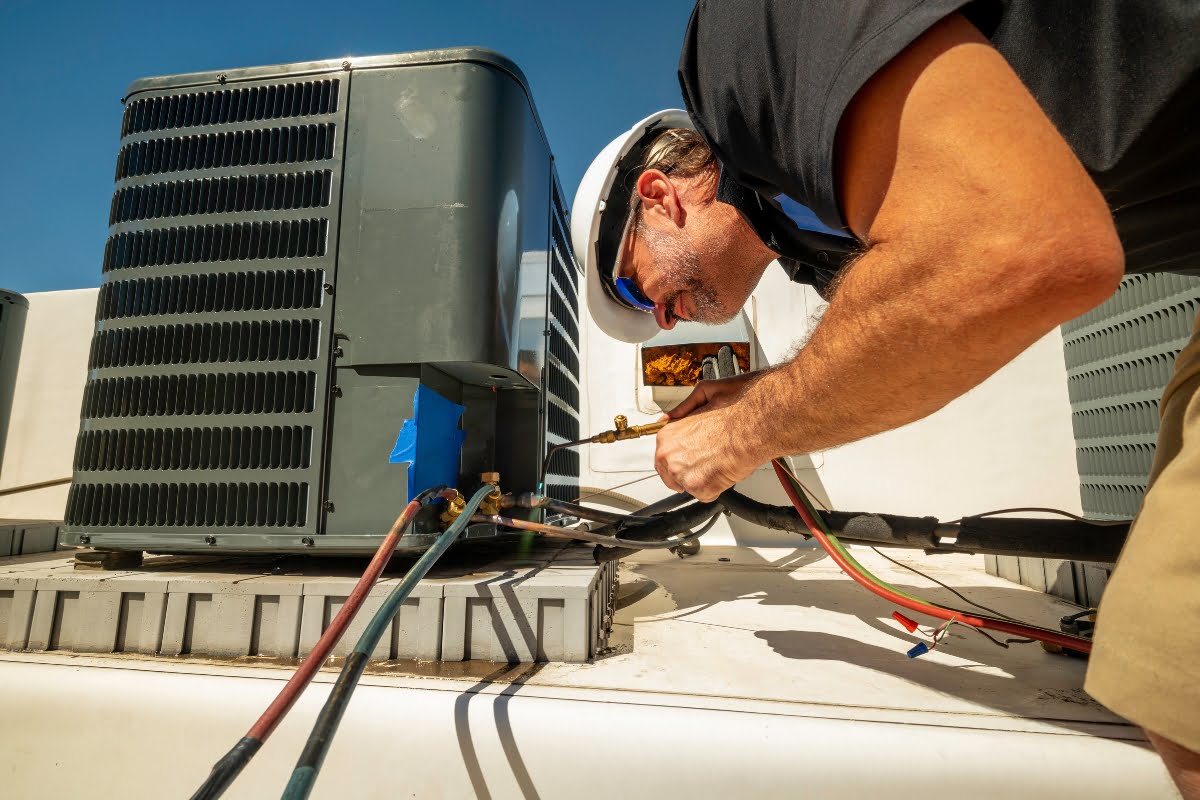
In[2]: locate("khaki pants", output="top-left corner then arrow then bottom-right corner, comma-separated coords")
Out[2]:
1087,311 -> 1200,751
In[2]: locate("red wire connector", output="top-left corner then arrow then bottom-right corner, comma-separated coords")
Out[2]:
892,611 -> 919,633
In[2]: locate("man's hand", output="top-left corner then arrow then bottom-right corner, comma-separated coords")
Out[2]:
664,372 -> 758,420
655,399 -> 764,501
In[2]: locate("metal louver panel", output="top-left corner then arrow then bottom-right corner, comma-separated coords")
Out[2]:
1063,273 -> 1200,521
66,73 -> 348,541
990,272 -> 1200,607
110,170 -> 333,224
543,191 -> 582,502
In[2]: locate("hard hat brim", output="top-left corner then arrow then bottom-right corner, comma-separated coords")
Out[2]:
572,109 -> 693,344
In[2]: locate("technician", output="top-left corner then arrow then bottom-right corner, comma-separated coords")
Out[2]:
571,3 -> 1198,796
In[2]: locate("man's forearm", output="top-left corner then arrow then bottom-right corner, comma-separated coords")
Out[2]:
731,243 -> 1115,464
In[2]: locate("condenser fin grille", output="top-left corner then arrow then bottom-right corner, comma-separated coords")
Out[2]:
72,73 -> 345,541
97,269 -> 325,318
103,220 -> 328,271
67,482 -> 309,528
115,123 -> 337,179
121,79 -> 340,135
89,319 -> 320,369
82,371 -> 318,418
541,199 -> 582,498
74,426 -> 313,471
110,170 -> 333,224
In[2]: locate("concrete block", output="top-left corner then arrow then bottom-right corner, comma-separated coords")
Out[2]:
159,592 -> 190,657
0,544 -> 609,664
18,525 -> 59,556
1017,557 -> 1049,593
997,556 -> 1022,584
0,579 -> 37,650
271,594 -> 302,659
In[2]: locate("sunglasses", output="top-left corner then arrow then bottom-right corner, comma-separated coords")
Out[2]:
612,276 -> 655,313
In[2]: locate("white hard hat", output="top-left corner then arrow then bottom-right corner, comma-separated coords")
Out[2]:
571,109 -> 694,343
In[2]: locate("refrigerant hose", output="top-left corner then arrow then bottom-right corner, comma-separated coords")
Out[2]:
280,485 -> 496,800
187,487 -> 452,800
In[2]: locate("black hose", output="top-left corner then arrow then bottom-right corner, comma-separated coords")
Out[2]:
658,489 -> 1131,562
589,501 -> 722,562
634,491 -> 694,517
591,513 -> 724,563
189,738 -> 262,800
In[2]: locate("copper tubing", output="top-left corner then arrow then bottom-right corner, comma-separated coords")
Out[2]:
473,513 -> 720,550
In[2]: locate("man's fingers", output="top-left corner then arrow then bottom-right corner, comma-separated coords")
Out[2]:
667,383 -> 711,419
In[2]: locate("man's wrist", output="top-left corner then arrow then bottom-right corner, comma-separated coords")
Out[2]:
725,384 -> 783,471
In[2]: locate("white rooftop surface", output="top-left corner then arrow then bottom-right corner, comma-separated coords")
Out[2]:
0,543 -> 1176,799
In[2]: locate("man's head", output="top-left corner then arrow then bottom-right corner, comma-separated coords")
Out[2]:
572,110 -> 780,343
621,128 -> 777,330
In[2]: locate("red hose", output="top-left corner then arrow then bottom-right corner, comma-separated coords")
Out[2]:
772,461 -> 1091,654
246,497 -> 431,741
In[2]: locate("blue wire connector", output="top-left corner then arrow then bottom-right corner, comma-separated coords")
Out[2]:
906,642 -> 930,659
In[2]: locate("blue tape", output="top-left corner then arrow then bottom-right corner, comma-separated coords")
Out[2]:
388,385 -> 466,498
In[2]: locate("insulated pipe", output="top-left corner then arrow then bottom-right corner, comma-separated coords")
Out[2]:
715,490 -> 1128,563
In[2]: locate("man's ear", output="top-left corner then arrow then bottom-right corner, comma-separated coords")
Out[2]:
636,169 -> 685,227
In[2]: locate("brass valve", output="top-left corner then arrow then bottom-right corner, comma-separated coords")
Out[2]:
591,414 -> 669,444
479,472 -> 503,516
439,491 -> 467,525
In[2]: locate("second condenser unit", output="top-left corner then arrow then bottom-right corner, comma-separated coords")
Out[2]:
64,49 -> 583,555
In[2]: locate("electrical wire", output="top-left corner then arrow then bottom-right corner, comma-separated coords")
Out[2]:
948,507 -> 1128,526
869,547 -> 1025,623
187,489 -> 451,800
540,437 -> 597,492
573,473 -> 660,504
280,485 -> 496,800
772,460 -> 1092,654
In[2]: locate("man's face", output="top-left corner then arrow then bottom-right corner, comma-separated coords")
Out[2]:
620,198 -> 764,331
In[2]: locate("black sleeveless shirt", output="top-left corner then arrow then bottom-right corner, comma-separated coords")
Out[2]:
678,0 -> 1200,292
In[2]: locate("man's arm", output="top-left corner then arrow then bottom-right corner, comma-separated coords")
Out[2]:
655,13 -> 1124,501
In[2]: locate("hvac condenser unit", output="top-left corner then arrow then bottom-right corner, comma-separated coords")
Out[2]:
63,49 -> 582,554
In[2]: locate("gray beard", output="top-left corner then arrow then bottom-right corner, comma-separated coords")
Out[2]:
639,221 -> 734,325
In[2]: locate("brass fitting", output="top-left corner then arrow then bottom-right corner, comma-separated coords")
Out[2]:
591,414 -> 669,444
439,491 -> 467,525
479,472 -> 503,516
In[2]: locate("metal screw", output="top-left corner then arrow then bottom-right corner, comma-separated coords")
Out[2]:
331,386 -> 343,397
333,347 -> 344,358
302,537 -> 315,547
323,501 -> 335,512
79,535 -> 91,545
217,73 -> 228,84
342,60 -> 352,71
323,282 -> 334,294
205,535 -> 217,545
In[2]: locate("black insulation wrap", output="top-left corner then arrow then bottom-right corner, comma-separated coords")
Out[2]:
188,737 -> 263,800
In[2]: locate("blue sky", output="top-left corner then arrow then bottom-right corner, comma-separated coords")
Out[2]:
0,0 -> 691,294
